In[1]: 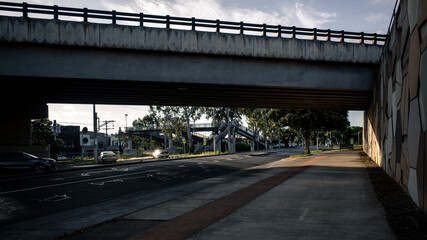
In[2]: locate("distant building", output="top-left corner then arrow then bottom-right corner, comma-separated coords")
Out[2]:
57,125 -> 80,158
55,125 -> 117,158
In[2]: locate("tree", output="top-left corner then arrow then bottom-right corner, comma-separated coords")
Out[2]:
132,108 -> 160,128
343,126 -> 363,144
284,110 -> 349,154
267,109 -> 299,147
202,107 -> 242,124
240,108 -> 265,137
182,106 -> 203,153
148,106 -> 203,153
31,118 -> 63,158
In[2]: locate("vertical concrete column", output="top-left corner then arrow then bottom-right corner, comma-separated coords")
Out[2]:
128,134 -> 133,150
0,103 -> 47,147
0,118 -> 32,146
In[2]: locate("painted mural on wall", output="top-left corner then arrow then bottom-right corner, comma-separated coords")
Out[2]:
364,0 -> 427,212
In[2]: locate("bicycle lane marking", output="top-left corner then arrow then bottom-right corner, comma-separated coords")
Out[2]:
129,154 -> 327,240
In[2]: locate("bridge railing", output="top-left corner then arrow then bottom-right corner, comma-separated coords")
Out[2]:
0,1 -> 387,45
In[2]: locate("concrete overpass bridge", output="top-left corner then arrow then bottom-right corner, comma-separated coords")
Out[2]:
0,2 -> 386,150
2,0 -> 427,219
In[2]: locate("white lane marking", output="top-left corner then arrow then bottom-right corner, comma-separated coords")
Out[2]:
0,171 -> 148,195
0,198 -> 16,214
89,179 -> 124,186
49,178 -> 64,181
39,194 -> 71,202
299,208 -> 309,221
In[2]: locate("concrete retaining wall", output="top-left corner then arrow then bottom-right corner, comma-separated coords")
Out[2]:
364,0 -> 427,212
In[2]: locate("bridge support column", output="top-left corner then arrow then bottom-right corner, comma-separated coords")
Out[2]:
128,134 -> 133,150
0,103 -> 50,157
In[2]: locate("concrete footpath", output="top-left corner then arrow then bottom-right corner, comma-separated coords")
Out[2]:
65,151 -> 396,240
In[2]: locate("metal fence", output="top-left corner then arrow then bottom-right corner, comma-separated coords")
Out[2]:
0,1 -> 387,45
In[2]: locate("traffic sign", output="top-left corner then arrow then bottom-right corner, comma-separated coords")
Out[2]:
203,141 -> 207,145
182,139 -> 186,144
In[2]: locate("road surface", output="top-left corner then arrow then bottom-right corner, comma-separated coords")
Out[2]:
0,148 -> 307,232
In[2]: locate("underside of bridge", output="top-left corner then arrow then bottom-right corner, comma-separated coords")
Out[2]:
4,76 -> 371,110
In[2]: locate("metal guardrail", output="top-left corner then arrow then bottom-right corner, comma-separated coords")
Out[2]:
0,1 -> 387,45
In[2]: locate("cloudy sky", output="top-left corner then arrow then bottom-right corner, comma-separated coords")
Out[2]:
4,0 -> 396,131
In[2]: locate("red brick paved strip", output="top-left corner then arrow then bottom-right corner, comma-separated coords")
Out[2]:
128,155 -> 326,240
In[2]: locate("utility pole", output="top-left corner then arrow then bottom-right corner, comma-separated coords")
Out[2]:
93,104 -> 98,162
118,127 -> 122,158
125,114 -> 128,131
98,120 -> 115,149
316,131 -> 319,151
227,108 -> 231,152
213,108 -> 216,154
264,109 -> 267,150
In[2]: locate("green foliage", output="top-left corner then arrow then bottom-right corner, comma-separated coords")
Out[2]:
202,107 -> 242,124
31,118 -> 63,158
342,126 -> 363,144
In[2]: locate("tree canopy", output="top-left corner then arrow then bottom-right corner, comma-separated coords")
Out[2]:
132,106 -> 350,154
31,118 -> 64,158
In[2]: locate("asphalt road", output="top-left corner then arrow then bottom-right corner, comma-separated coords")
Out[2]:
0,148 -> 311,229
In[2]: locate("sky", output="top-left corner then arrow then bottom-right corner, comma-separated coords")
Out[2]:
4,0 -> 397,132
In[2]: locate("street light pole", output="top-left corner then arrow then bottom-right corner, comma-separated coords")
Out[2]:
125,114 -> 128,131
264,109 -> 267,150
93,104 -> 98,162
213,108 -> 216,154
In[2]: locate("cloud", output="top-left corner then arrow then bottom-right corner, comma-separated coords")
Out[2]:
369,0 -> 396,6
5,0 -> 337,29
365,12 -> 386,22
100,0 -> 335,29
293,1 -> 337,28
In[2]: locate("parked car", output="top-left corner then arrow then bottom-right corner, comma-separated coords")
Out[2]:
57,155 -> 67,160
0,152 -> 57,174
153,149 -> 169,159
99,151 -> 117,164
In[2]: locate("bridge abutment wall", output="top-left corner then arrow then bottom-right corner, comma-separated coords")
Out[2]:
364,0 -> 427,212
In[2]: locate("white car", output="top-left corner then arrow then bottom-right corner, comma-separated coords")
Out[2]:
153,150 -> 169,159
99,151 -> 117,164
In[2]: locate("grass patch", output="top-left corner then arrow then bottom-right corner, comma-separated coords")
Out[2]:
58,158 -> 97,167
290,153 -> 312,158
169,151 -> 230,159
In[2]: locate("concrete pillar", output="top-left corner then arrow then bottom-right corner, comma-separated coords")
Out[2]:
128,134 -> 133,149
0,103 -> 48,146
0,118 -> 32,146
0,103 -> 49,156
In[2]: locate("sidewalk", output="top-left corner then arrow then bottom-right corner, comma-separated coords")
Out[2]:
65,151 -> 395,240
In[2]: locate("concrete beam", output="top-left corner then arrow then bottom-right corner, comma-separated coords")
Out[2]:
0,16 -> 383,64
0,44 -> 376,91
